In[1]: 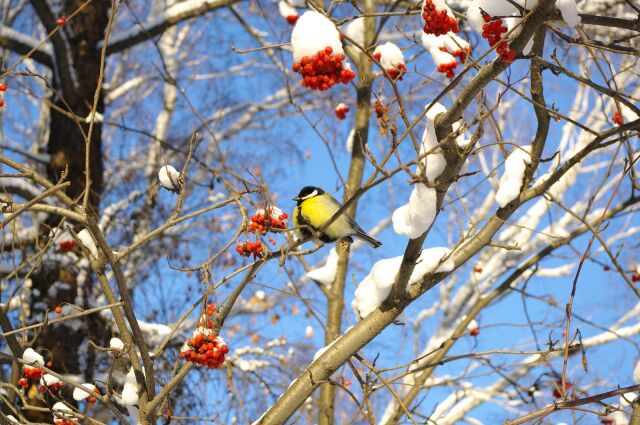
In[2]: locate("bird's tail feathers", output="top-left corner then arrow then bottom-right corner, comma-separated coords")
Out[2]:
354,230 -> 382,248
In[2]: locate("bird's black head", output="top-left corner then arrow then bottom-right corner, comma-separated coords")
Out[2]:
293,186 -> 324,204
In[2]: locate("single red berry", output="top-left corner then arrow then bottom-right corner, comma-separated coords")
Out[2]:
0,98 -> 4,107
612,111 -> 623,125
55,306 -> 62,314
470,328 -> 480,336
56,16 -> 67,26
0,83 -> 6,91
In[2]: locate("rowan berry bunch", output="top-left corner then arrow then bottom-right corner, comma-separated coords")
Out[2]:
422,0 -> 459,36
481,14 -> 516,63
40,378 -> 64,393
436,60 -> 457,78
23,365 -> 45,380
292,47 -> 355,91
612,111 -> 623,125
248,207 -> 288,235
335,103 -> 349,120
371,52 -> 408,81
59,240 -> 76,252
236,240 -> 266,258
55,420 -> 77,425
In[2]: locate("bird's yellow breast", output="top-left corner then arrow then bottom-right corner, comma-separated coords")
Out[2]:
294,195 -> 353,240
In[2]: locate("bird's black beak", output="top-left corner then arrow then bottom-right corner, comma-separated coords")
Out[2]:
292,196 -> 301,201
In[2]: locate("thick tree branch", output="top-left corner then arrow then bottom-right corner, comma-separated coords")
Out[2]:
0,24 -> 53,67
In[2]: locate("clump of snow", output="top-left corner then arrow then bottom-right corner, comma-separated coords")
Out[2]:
495,145 -> 532,208
41,373 -> 62,387
305,248 -> 339,285
352,247 -> 454,318
305,326 -> 314,339
77,229 -> 99,259
22,348 -> 45,366
52,401 -> 73,419
255,290 -> 266,301
620,392 -> 637,406
158,165 -> 180,191
5,415 -> 19,424
73,383 -> 97,401
466,0 -> 519,33
109,337 -> 124,351
419,102 -> 448,182
392,184 -> 437,239
467,319 -> 479,331
392,102 -> 448,239
344,17 -> 365,47
278,1 -> 299,23
373,42 -> 407,79
421,32 -> 470,78
556,0 -> 580,27
122,367 -> 141,424
291,12 -> 343,63
345,128 -> 356,152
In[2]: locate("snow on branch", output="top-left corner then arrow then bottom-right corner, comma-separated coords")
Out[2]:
104,0 -> 240,55
0,24 -> 53,66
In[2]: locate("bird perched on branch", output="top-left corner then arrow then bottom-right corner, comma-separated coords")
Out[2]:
292,186 -> 382,248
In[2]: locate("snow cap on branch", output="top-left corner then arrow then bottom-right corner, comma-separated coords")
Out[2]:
420,102 -> 448,182
73,383 -> 97,401
373,42 -> 407,80
22,348 -> 45,366
495,145 -> 532,208
305,248 -> 339,285
158,165 -> 180,191
352,247 -> 454,318
77,229 -> 99,259
344,17 -> 365,48
392,184 -> 437,239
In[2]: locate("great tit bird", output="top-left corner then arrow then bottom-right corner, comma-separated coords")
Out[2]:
293,186 -> 382,248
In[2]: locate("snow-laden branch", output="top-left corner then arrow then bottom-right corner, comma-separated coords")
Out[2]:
104,0 -> 240,55
0,24 -> 53,66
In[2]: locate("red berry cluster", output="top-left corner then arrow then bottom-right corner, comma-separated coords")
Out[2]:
236,240 -> 266,258
422,0 -> 459,36
248,208 -> 288,235
180,329 -> 229,368
632,273 -> 640,282
470,328 -> 480,336
17,378 -> 28,388
437,61 -> 457,78
292,47 -> 355,91
481,14 -> 516,63
55,420 -> 76,425
0,82 -> 6,108
285,15 -> 298,25
387,63 -> 408,81
612,111 -> 623,125
23,365 -> 45,380
374,101 -> 388,118
335,104 -> 349,120
59,240 -> 76,252
552,379 -> 573,398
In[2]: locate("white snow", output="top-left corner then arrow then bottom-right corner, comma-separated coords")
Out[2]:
22,348 -> 45,366
466,0 -> 520,33
278,1 -> 298,19
352,247 -> 454,318
556,0 -> 580,27
467,319 -> 479,331
5,415 -> 19,424
345,128 -> 356,152
83,112 -> 104,123
41,373 -> 62,387
52,401 -> 73,417
305,326 -> 314,339
291,11 -> 343,62
428,48 -> 457,71
305,248 -> 339,285
442,33 -> 470,56
392,184 -> 437,239
429,0 -> 456,21
421,102 -> 448,182
373,42 -> 405,70
255,290 -> 266,301
344,17 -> 365,47
495,145 -> 532,207
77,229 -> 99,259
109,337 -> 124,350
620,392 -> 637,406
122,367 -> 142,424
158,165 -> 180,191
73,383 -> 97,401
600,411 -> 626,425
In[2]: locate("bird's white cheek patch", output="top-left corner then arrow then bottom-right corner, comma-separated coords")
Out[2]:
303,189 -> 318,200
